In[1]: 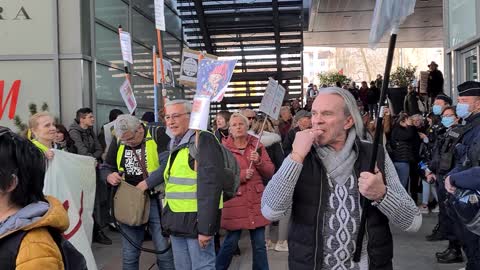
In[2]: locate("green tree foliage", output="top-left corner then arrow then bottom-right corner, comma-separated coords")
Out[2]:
317,71 -> 352,86
390,65 -> 417,87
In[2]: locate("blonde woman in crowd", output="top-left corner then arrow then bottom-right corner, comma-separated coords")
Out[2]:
28,112 -> 56,160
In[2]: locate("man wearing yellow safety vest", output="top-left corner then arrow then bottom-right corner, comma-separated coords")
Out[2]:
162,100 -> 224,270
103,114 -> 174,270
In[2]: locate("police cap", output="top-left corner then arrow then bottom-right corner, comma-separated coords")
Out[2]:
458,81 -> 480,97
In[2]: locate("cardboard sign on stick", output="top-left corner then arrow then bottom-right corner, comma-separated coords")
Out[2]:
119,79 -> 137,114
189,95 -> 211,131
259,78 -> 286,120
179,48 -> 217,88
154,0 -> 166,31
119,31 -> 133,64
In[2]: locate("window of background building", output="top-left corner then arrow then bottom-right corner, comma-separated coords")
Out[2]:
93,0 -> 184,129
448,0 -> 477,48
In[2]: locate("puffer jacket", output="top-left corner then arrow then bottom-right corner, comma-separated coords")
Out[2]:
390,124 -> 418,162
221,134 -> 275,231
69,121 -> 103,159
0,196 -> 70,270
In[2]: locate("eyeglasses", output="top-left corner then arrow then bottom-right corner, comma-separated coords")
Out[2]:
247,117 -> 256,120
164,112 -> 189,122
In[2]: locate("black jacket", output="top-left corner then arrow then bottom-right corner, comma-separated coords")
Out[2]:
283,127 -> 300,157
403,92 -> 421,116
427,69 -> 444,97
289,140 -> 393,270
161,131 -> 224,238
390,124 -> 418,162
367,86 -> 380,104
256,131 -> 284,178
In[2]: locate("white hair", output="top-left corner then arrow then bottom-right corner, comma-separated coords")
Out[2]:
316,87 -> 366,140
113,114 -> 141,138
165,99 -> 192,113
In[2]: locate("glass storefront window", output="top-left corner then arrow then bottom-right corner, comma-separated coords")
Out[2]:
449,0 -> 477,47
132,9 -> 156,46
133,42 -> 153,77
95,24 -> 123,65
96,64 -> 125,103
95,0 -> 128,30
465,50 -> 478,81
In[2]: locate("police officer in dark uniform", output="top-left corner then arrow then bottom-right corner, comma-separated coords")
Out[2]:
425,105 -> 463,263
445,81 -> 480,270
424,95 -> 452,241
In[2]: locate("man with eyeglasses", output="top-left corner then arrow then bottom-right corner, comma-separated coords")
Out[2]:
161,100 -> 224,270
103,114 -> 174,270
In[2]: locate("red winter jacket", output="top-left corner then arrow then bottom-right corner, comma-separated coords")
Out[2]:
221,134 -> 275,231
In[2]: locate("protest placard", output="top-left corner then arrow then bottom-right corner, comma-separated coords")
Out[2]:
119,79 -> 137,114
196,59 -> 237,102
157,58 -> 175,88
259,78 -> 286,120
189,95 -> 211,131
179,48 -> 217,88
119,31 -> 133,64
44,150 -> 97,270
154,0 -> 166,31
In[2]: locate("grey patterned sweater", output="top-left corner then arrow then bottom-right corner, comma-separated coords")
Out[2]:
261,153 -> 422,269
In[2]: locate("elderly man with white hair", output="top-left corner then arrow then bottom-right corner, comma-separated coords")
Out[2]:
103,114 -> 174,270
261,87 -> 421,270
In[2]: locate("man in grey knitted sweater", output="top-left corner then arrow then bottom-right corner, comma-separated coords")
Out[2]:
261,87 -> 421,270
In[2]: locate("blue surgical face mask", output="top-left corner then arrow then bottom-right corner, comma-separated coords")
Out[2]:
432,105 -> 442,115
456,103 -> 471,119
441,116 -> 455,128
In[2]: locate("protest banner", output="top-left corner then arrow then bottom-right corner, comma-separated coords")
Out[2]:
196,58 -> 237,102
44,150 -> 97,270
179,48 -> 217,88
154,0 -> 166,31
259,78 -> 286,120
119,79 -> 137,114
119,30 -> 133,65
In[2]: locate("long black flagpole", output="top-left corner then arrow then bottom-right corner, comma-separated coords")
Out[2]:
353,32 -> 397,262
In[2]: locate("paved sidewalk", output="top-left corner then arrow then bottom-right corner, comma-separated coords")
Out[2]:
93,214 -> 465,269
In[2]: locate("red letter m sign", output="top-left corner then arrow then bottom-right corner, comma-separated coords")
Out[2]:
0,80 -> 21,120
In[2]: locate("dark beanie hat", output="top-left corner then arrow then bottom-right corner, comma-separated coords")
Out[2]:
435,94 -> 452,105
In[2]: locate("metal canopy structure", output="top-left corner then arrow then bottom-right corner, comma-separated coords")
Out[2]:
178,0 -> 304,112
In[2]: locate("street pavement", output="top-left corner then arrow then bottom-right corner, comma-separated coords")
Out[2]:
93,214 -> 465,270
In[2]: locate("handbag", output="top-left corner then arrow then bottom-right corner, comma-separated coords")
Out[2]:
113,144 -> 150,226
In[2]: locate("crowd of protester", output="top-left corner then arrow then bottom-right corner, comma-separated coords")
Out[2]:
1,64 -> 479,270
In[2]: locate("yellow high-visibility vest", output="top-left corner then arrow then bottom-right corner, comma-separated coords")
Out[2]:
163,146 -> 223,213
31,139 -> 50,153
116,129 -> 159,173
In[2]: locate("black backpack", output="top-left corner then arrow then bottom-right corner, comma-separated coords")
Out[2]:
187,132 -> 240,201
0,228 -> 87,270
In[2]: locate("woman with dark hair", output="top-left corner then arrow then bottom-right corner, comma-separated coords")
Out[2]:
390,113 -> 419,190
55,124 -> 77,153
215,110 -> 231,142
0,127 -> 71,269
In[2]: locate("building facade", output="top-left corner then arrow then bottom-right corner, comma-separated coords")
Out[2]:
0,0 -> 185,131
444,0 -> 480,96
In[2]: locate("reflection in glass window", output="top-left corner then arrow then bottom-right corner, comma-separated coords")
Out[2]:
132,75 -> 154,105
133,42 -> 153,77
96,64 -> 125,103
95,0 -> 128,30
95,24 -> 123,65
132,10 -> 156,46
449,0 -> 477,47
